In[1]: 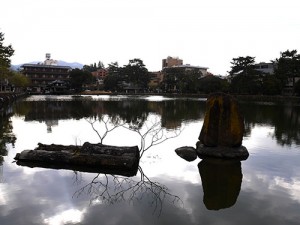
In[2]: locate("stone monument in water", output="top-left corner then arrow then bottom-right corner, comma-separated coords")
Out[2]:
196,92 -> 249,160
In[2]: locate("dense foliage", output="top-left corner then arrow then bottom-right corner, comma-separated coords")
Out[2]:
274,50 -> 300,95
69,68 -> 94,91
0,32 -> 14,90
104,59 -> 150,91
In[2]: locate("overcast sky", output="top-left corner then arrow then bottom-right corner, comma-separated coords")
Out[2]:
1,0 -> 300,75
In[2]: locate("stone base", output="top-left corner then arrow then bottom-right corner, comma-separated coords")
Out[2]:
196,144 -> 249,161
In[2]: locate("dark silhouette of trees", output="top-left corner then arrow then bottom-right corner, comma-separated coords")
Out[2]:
198,75 -> 229,94
104,59 -> 150,91
69,68 -> 94,91
123,58 -> 150,89
274,49 -> 300,95
161,67 -> 202,93
229,56 -> 263,94
0,32 -> 14,91
83,61 -> 105,72
0,109 -> 16,164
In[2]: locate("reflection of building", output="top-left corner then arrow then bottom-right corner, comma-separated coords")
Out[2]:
21,54 -> 72,93
45,119 -> 59,133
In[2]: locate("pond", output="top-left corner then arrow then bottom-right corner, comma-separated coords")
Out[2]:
1,95 -> 300,225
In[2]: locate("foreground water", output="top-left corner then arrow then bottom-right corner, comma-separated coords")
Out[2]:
0,95 -> 300,225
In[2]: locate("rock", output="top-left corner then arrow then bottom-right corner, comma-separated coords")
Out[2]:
199,93 -> 244,147
175,146 -> 197,162
196,142 -> 249,161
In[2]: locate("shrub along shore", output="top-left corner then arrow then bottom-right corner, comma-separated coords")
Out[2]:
0,92 -> 27,109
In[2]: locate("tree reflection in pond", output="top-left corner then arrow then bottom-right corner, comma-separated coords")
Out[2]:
0,106 -> 16,165
71,116 -> 184,215
73,166 -> 183,216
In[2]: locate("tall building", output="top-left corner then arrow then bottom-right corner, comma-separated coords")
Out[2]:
162,56 -> 183,69
21,54 -> 72,93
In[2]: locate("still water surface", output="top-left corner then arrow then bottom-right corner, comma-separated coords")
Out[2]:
1,95 -> 300,225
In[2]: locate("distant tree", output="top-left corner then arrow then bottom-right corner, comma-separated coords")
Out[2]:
83,60 -> 105,72
274,50 -> 300,94
0,32 -> 14,90
104,62 -> 121,91
294,79 -> 300,96
8,71 -> 30,92
198,76 -> 229,94
104,74 -> 119,91
69,68 -> 94,91
229,56 -> 262,94
229,56 -> 257,76
262,76 -> 282,95
161,67 -> 185,92
107,62 -> 120,76
123,58 -> 150,89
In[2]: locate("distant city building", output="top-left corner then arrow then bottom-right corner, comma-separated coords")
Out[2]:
91,68 -> 108,81
21,54 -> 72,93
173,64 -> 209,76
90,68 -> 108,88
162,64 -> 209,76
44,53 -> 58,66
162,56 -> 183,69
254,62 -> 276,74
148,71 -> 164,89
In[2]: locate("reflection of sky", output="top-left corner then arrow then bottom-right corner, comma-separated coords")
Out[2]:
1,101 -> 300,224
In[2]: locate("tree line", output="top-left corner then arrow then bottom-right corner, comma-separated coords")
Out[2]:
1,31 -> 300,95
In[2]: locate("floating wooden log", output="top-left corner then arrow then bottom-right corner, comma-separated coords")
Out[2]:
14,142 -> 140,177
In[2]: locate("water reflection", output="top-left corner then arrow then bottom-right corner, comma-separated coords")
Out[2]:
12,96 -> 300,147
1,95 -> 300,224
0,105 -> 16,164
73,166 -> 182,216
198,159 -> 243,210
242,102 -> 300,146
13,96 -> 206,131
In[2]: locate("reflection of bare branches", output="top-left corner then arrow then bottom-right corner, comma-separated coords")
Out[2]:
86,116 -> 126,144
73,167 -> 183,216
76,115 -> 183,215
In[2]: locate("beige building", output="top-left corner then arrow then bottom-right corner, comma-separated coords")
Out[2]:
162,56 -> 183,69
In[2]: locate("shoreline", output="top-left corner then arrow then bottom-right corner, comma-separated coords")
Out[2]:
79,90 -> 300,103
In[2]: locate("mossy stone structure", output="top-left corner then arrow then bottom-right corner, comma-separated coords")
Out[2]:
199,93 -> 244,147
197,93 -> 249,160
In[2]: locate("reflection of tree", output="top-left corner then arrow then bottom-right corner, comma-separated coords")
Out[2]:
14,97 -> 206,131
160,99 -> 206,129
0,107 -> 16,164
241,102 -> 300,146
75,117 -> 183,215
73,166 -> 182,216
